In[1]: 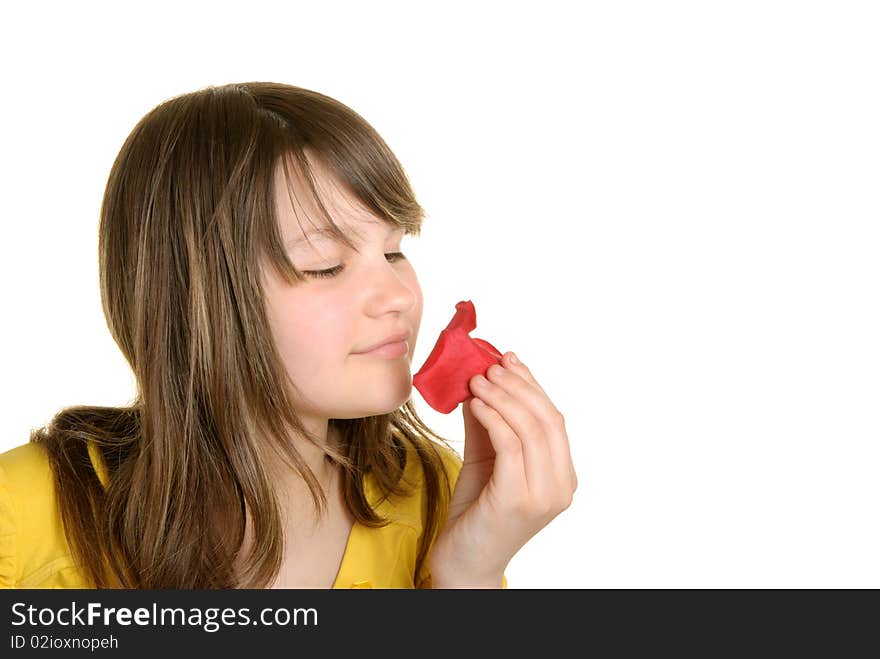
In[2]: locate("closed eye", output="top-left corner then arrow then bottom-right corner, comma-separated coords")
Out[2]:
302,252 -> 407,279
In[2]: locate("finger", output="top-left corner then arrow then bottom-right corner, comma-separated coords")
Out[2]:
470,371 -> 556,502
500,351 -> 552,402
466,396 -> 528,497
494,353 -> 560,424
460,398 -> 498,464
493,354 -> 576,494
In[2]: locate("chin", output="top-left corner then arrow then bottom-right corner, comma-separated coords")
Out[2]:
335,382 -> 412,419
379,382 -> 414,414
386,382 -> 413,410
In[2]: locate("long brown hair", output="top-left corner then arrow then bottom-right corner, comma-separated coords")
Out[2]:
29,82 -> 455,588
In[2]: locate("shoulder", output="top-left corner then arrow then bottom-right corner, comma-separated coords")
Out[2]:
400,433 -> 463,486
399,433 -> 463,495
369,432 -> 462,531
0,441 -> 53,484
0,442 -> 86,588
433,440 -> 464,486
0,442 -> 58,527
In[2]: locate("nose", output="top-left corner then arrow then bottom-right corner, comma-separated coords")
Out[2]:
364,256 -> 418,315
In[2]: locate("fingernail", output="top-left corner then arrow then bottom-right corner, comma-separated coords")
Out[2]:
509,352 -> 519,365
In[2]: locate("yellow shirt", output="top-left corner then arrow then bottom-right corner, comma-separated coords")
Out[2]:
0,438 -> 507,589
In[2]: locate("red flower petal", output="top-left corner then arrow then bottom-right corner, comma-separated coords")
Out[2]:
412,300 -> 503,413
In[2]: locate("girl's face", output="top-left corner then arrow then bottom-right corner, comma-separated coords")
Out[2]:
260,155 -> 423,421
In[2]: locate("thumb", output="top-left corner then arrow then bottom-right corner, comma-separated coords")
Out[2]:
461,396 -> 497,464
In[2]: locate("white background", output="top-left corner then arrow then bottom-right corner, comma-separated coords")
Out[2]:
1,1 -> 878,588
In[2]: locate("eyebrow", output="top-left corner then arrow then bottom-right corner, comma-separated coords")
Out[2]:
288,227 -> 346,247
287,223 -> 403,249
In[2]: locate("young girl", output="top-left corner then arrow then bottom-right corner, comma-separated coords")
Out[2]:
0,82 -> 577,589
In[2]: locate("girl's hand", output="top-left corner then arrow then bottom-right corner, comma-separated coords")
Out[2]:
428,351 -> 578,587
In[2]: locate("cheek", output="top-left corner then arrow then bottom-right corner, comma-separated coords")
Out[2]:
268,291 -> 351,367
407,269 -> 424,330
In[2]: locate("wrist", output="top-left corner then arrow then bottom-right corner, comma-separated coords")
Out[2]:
430,574 -> 505,589
428,555 -> 506,589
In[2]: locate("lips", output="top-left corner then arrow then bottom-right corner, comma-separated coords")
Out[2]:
357,331 -> 410,354
412,300 -> 503,413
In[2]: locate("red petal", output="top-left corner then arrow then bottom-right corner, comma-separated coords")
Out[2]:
412,300 -> 504,413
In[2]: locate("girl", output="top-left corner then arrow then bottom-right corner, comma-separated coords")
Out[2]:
0,82 -> 577,589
